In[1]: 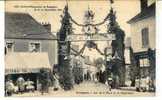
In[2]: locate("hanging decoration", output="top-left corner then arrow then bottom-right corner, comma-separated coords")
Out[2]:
69,13 -> 109,27
64,0 -> 117,57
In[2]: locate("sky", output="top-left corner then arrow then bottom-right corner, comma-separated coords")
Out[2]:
5,0 -> 142,36
5,0 -> 143,61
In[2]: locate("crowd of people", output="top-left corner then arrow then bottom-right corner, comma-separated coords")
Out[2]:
5,76 -> 35,96
5,71 -> 60,96
5,67 -> 118,96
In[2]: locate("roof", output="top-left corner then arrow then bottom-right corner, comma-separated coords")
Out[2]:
5,52 -> 51,74
5,12 -> 56,40
127,3 -> 155,24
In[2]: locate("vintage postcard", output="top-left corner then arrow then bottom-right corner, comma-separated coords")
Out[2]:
4,0 -> 156,97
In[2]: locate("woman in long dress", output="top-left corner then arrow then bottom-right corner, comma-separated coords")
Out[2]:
53,73 -> 60,91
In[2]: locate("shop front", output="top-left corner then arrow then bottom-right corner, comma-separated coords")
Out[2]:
5,52 -> 52,90
134,49 -> 155,92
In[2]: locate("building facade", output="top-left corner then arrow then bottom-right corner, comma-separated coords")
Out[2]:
128,0 -> 155,52
5,12 -> 58,67
127,0 -> 155,90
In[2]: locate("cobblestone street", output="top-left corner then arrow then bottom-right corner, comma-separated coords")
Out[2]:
11,81 -> 155,97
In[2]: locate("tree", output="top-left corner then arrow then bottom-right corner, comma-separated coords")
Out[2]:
109,7 -> 126,86
57,5 -> 74,90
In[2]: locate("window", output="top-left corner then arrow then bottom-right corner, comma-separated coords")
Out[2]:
140,58 -> 150,67
29,42 -> 41,52
141,28 -> 149,48
6,42 -> 14,52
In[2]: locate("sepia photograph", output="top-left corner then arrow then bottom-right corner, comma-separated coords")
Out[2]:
4,0 -> 156,97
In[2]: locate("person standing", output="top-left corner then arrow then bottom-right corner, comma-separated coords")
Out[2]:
52,73 -> 60,91
25,79 -> 34,92
108,77 -> 113,91
39,69 -> 50,95
16,76 -> 25,94
6,80 -> 14,96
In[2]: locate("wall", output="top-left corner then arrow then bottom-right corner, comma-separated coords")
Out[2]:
5,38 -> 58,67
130,16 -> 155,52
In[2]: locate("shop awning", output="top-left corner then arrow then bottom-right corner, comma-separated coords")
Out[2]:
5,52 -> 51,74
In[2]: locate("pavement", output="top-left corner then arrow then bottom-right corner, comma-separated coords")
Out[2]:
10,81 -> 155,97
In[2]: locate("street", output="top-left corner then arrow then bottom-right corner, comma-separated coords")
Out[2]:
12,81 -> 155,97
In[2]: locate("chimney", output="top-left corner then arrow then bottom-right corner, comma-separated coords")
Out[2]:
42,22 -> 51,32
140,0 -> 148,12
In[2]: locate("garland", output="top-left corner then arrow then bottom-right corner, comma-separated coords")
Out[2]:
76,43 -> 86,56
69,14 -> 109,27
95,45 -> 105,55
67,5 -> 115,56
71,41 -> 106,56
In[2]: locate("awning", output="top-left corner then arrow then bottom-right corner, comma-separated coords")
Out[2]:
5,52 -> 51,74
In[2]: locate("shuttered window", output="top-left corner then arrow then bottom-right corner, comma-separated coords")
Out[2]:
141,28 -> 149,48
29,42 -> 41,52
6,42 -> 14,53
